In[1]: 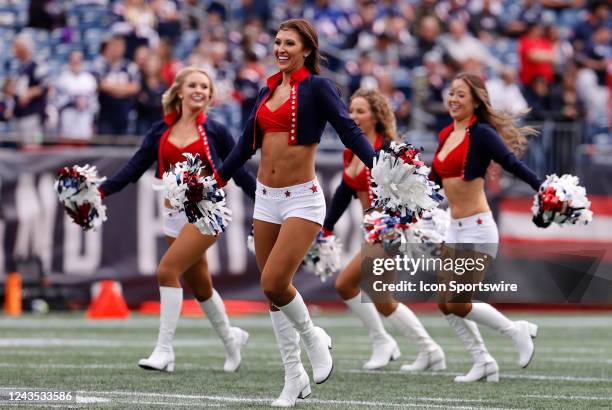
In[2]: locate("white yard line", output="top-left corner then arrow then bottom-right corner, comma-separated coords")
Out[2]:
524,394 -> 612,402
344,369 -> 612,383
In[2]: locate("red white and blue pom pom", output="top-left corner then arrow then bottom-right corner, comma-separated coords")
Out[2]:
303,231 -> 343,282
532,174 -> 593,228
363,210 -> 415,251
370,142 -> 443,218
411,208 -> 450,244
55,165 -> 107,231
161,153 -> 232,235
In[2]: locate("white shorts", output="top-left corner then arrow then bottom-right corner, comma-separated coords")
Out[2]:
253,179 -> 326,226
445,211 -> 499,257
162,208 -> 188,238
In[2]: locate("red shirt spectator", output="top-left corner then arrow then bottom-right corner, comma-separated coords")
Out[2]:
518,23 -> 555,85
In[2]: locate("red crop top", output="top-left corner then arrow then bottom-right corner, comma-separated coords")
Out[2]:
257,98 -> 292,134
161,138 -> 205,172
158,111 -> 213,175
431,116 -> 475,181
342,135 -> 383,193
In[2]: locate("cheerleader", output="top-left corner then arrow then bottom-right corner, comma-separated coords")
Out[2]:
99,67 -> 256,373
431,72 -> 540,382
214,19 -> 377,407
324,88 -> 445,372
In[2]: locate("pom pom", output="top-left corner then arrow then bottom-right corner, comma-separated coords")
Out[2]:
160,153 -> 232,235
411,208 -> 450,244
303,231 -> 343,282
532,174 -> 593,228
370,142 -> 443,218
55,165 -> 107,231
362,210 -> 416,252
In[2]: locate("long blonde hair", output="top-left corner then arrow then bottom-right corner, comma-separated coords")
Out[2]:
161,66 -> 215,115
454,72 -> 537,156
350,88 -> 399,144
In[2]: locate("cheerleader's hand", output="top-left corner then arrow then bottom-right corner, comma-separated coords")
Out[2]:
55,165 -> 107,231
531,174 -> 593,228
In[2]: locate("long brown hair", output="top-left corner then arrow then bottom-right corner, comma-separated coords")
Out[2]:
278,19 -> 321,74
453,72 -> 537,156
350,88 -> 399,144
161,66 -> 215,115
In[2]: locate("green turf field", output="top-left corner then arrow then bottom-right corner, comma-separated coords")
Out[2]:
1,312 -> 611,409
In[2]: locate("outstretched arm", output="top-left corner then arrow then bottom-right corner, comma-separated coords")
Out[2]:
323,179 -> 356,234
99,122 -> 164,197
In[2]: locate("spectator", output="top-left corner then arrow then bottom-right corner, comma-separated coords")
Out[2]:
0,78 -> 16,123
270,0 -> 304,28
572,0 -> 610,53
518,21 -> 556,86
93,35 -> 140,135
376,70 -> 411,131
416,14 -> 441,58
344,0 -> 379,50
11,33 -> 49,146
234,0 -> 271,26
437,17 -> 503,73
55,50 -> 98,141
234,51 -> 264,128
546,25 -> 574,78
523,75 -> 559,121
133,44 -> 151,75
504,0 -> 544,38
468,0 -> 503,43
485,68 -> 528,114
27,0 -> 66,31
181,0 -> 206,32
304,0 -> 352,47
577,25 -> 610,86
576,58 -> 610,140
113,0 -> 159,58
135,54 -> 165,134
151,0 -> 181,42
157,38 -> 182,87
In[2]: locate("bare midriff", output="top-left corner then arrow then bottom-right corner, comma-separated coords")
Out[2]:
258,131 -> 317,187
442,177 -> 490,219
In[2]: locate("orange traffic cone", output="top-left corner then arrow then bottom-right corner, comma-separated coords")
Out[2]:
86,280 -> 130,319
4,272 -> 22,316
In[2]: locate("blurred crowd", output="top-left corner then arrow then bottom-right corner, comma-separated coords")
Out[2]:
0,0 -> 609,148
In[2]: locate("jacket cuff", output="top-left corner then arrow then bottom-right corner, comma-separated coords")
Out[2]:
322,227 -> 333,237
214,170 -> 227,187
98,187 -> 106,199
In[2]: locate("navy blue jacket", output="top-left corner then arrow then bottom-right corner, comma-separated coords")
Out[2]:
215,67 -> 377,184
100,112 -> 256,199
431,117 -> 542,191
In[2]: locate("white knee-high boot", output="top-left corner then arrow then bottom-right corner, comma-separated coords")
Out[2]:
277,292 -> 333,384
345,292 -> 400,370
138,286 -> 182,372
446,314 -> 499,382
386,303 -> 446,372
466,303 -> 537,368
270,310 -> 311,408
200,289 -> 249,372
